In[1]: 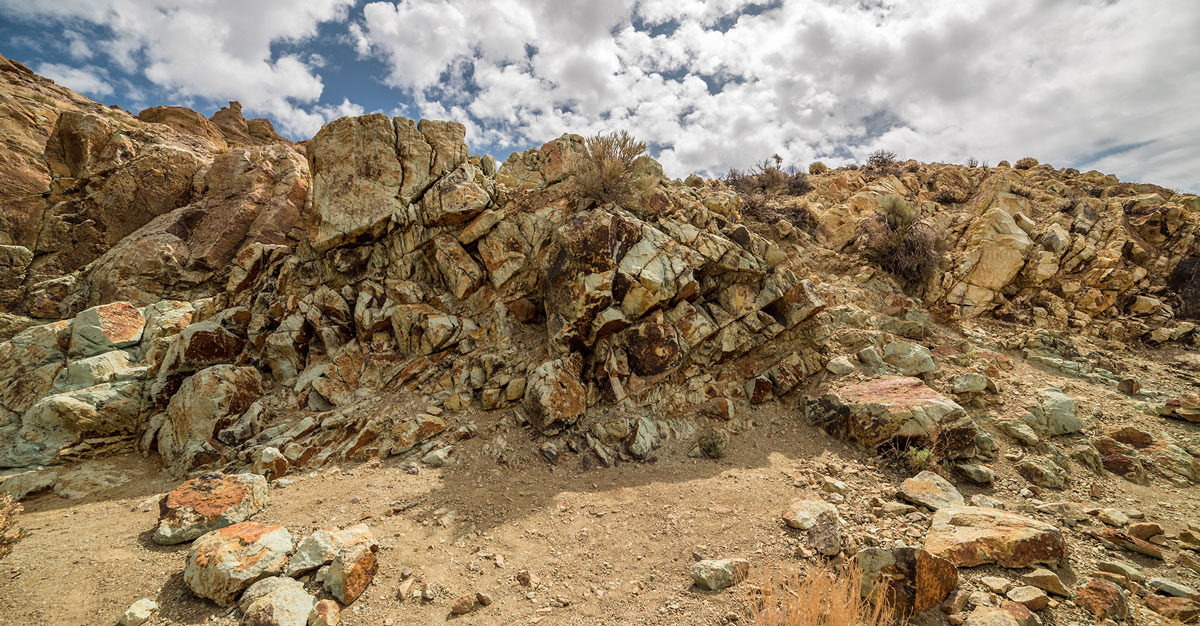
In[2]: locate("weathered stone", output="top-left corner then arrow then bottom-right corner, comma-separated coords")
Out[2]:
1149,577 -> 1200,600
184,522 -> 292,607
1074,578 -> 1127,620
154,472 -> 268,545
964,605 -> 1019,626
286,524 -> 377,577
324,542 -> 378,604
156,365 -> 262,471
690,558 -> 750,590
806,377 -> 974,454
781,499 -> 838,530
117,598 -> 158,626
1004,586 -> 1048,611
450,593 -> 475,614
882,341 -> 936,375
898,471 -> 965,510
1015,456 -> 1068,489
68,302 -> 145,358
240,576 -> 316,626
856,546 -> 958,615
1020,568 -> 1070,597
1097,560 -> 1145,583
524,354 -> 586,435
1144,596 -> 1200,622
1088,527 -> 1165,559
309,599 -> 341,626
924,506 -> 1068,568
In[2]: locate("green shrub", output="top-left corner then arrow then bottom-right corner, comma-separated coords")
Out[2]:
569,130 -> 647,208
809,161 -> 828,175
856,194 -> 944,288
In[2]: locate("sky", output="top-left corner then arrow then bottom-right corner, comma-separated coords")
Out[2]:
1,0 -> 1198,192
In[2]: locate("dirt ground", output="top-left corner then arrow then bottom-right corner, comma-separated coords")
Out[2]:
3,323 -> 1200,626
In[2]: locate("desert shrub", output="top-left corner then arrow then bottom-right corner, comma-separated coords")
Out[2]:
569,130 -> 647,208
1014,157 -> 1038,170
867,149 -> 898,169
965,156 -> 980,168
904,447 -> 935,474
809,161 -> 828,175
0,495 -> 23,561
933,186 -> 968,204
856,194 -> 944,288
785,172 -> 814,196
748,559 -> 896,626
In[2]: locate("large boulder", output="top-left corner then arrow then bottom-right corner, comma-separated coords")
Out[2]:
0,381 -> 144,467
805,377 -> 975,455
238,576 -> 317,626
944,201 -> 1033,316
153,472 -> 268,545
924,506 -> 1068,568
855,546 -> 958,615
156,365 -> 263,471
183,521 -> 292,607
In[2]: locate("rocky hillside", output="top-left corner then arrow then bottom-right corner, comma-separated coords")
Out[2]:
1,53 -> 1200,626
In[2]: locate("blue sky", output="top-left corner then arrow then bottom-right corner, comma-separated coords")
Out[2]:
2,0 -> 1198,192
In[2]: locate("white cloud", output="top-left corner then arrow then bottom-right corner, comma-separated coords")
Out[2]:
64,30 -> 92,60
36,62 -> 112,97
3,0 -> 362,138
353,0 -> 1200,192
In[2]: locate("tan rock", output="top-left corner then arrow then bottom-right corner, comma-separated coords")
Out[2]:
183,522 -> 292,607
324,542 -> 378,604
924,506 -> 1068,568
154,472 -> 268,545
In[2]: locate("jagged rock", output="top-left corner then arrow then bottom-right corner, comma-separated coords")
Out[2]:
1015,456 -> 1068,489
324,542 -> 378,604
898,471 -> 965,510
1074,578 -> 1127,620
253,447 -> 288,482
953,374 -> 988,394
157,365 -> 263,471
450,593 -> 475,615
239,576 -> 316,626
1088,527 -> 1165,559
1097,560 -> 1145,583
690,558 -> 749,590
184,522 -> 292,607
117,598 -> 159,626
138,105 -> 229,149
286,524 -> 376,577
1020,568 -> 1070,597
944,201 -> 1034,316
1005,586 -> 1048,611
924,506 -> 1068,568
882,341 -> 936,375
309,600 -> 341,626
1024,388 -> 1083,436
524,355 -> 586,435
855,546 -> 958,615
153,472 -> 268,545
1145,596 -> 1200,622
806,377 -> 975,455
1,380 -> 144,467
1149,577 -> 1200,600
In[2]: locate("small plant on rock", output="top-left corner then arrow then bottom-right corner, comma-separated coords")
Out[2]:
809,161 -> 828,175
856,194 -> 945,289
569,130 -> 648,208
747,559 -> 896,626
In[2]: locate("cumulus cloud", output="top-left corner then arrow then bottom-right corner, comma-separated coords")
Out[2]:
353,0 -> 1200,191
36,62 -> 112,97
2,0 -> 362,138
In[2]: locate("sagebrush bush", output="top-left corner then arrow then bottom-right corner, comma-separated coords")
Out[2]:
569,130 -> 647,208
0,495 -> 23,561
1014,157 -> 1038,170
866,149 -> 898,169
809,161 -> 828,175
857,194 -> 944,288
748,559 -> 896,626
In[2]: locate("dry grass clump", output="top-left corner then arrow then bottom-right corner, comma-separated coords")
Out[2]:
809,161 -> 828,175
569,130 -> 647,208
725,155 -> 817,233
1,495 -> 24,561
856,194 -> 945,289
747,559 -> 898,626
1014,156 -> 1039,170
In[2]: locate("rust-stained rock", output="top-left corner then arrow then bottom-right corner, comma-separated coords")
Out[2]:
1074,578 -> 1128,620
806,376 -> 975,454
1087,527 -> 1165,559
855,546 -> 957,615
924,506 -> 1067,568
286,524 -> 377,577
183,521 -> 292,607
68,302 -> 145,358
324,541 -> 378,605
156,365 -> 263,472
524,354 -> 586,435
153,472 -> 268,545
1145,596 -> 1200,622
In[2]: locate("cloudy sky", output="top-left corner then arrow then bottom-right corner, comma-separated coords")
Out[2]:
2,0 -> 1198,191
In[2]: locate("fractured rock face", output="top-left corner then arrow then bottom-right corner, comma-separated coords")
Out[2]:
324,541 -> 378,604
68,302 -> 145,358
153,472 -> 268,545
855,546 -> 958,615
157,365 -> 263,471
524,354 -> 586,435
286,523 -> 377,577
